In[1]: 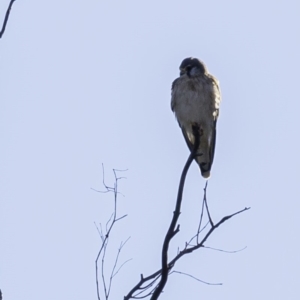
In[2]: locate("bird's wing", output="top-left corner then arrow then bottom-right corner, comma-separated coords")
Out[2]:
181,126 -> 194,153
209,120 -> 217,165
209,76 -> 221,165
170,78 -> 179,112
171,78 -> 195,151
210,75 -> 221,121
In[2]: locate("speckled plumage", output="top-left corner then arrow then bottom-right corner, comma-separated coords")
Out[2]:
171,57 -> 221,178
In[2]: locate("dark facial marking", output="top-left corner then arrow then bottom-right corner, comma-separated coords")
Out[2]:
179,57 -> 206,76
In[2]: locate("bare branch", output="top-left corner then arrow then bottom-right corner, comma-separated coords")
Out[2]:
203,182 -> 214,227
95,166 -> 129,300
124,121 -> 250,299
150,127 -> 201,300
0,0 -> 16,39
105,213 -> 114,232
101,241 -> 108,299
203,245 -> 247,254
124,270 -> 162,300
94,222 -> 102,238
185,220 -> 209,248
113,168 -> 129,173
123,127 -> 250,299
112,258 -> 132,279
196,189 -> 206,244
115,214 -> 128,222
91,187 -> 112,193
107,238 -> 131,297
171,270 -> 222,286
124,205 -> 250,299
170,207 -> 250,261
132,276 -> 160,298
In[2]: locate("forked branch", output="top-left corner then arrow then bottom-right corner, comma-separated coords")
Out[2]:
94,166 -> 129,300
150,128 -> 201,300
124,128 -> 250,299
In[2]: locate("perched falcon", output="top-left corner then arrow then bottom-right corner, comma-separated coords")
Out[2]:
171,57 -> 221,178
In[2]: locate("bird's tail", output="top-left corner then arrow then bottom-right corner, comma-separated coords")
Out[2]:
199,162 -> 211,179
181,125 -> 214,179
195,140 -> 212,179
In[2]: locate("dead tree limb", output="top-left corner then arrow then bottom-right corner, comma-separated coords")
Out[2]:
0,0 -> 16,39
150,128 -> 201,300
94,166 -> 129,300
124,197 -> 249,299
124,126 -> 250,299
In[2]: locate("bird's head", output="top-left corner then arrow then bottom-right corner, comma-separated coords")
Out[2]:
179,57 -> 207,77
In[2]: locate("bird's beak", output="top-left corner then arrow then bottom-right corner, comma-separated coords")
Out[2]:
180,68 -> 186,76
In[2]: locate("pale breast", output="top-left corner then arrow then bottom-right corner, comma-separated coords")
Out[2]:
171,75 -> 218,128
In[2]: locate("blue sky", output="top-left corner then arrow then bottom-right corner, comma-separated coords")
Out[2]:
1,1 -> 300,299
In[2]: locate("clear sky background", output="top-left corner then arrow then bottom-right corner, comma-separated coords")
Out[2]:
1,0 -> 300,299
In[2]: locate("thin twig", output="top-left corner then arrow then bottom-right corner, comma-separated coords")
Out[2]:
115,214 -> 128,222
107,237 -> 131,297
101,241 -> 108,299
112,258 -> 133,278
91,187 -> 112,193
94,222 -> 102,238
171,270 -> 222,285
105,214 -> 114,233
95,166 -> 129,300
167,207 -> 250,265
186,221 -> 210,248
197,186 -> 207,244
203,182 -> 214,227
203,245 -> 247,254
124,206 -> 250,299
0,0 -> 16,39
133,276 -> 160,298
113,168 -> 128,173
124,270 -> 162,299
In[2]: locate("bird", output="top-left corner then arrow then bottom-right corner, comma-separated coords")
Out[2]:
171,57 -> 221,178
